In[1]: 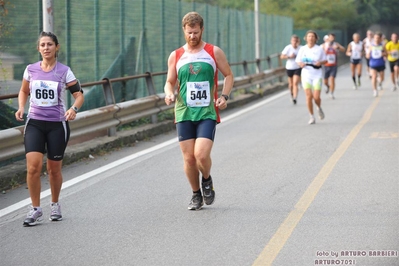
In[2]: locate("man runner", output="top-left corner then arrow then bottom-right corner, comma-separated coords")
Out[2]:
164,12 -> 234,210
385,33 -> 399,91
346,33 -> 364,90
322,33 -> 345,99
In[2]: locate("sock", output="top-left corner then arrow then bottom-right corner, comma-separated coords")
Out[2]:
193,189 -> 201,194
352,76 -> 356,84
202,175 -> 212,183
33,206 -> 41,211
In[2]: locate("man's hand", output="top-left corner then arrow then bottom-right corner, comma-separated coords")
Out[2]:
165,94 -> 175,105
215,96 -> 227,110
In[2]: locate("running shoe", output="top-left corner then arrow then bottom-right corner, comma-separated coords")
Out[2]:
392,86 -> 397,92
353,85 -> 357,90
373,90 -> 378,97
325,85 -> 330,94
23,206 -> 43,226
293,98 -> 297,105
330,93 -> 335,100
49,202 -> 62,221
378,83 -> 382,90
202,178 -> 215,205
318,108 -> 325,120
308,116 -> 316,125
188,193 -> 203,210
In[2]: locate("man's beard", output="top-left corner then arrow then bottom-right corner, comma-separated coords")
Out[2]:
187,33 -> 202,47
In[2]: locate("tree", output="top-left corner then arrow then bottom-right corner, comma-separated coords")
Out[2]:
184,0 -> 397,32
259,0 -> 357,30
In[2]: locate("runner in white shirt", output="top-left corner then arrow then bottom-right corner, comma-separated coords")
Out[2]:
346,33 -> 364,89
296,30 -> 327,125
280,35 -> 302,104
363,30 -> 374,79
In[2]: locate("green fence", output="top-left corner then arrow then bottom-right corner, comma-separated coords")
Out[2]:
1,0 -> 293,111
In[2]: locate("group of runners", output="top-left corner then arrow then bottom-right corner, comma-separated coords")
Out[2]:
16,12 -> 234,226
281,29 -> 399,124
14,12 -> 399,226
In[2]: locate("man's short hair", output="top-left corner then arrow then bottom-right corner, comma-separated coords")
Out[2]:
182,12 -> 204,29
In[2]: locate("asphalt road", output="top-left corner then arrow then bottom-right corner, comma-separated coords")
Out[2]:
0,64 -> 398,266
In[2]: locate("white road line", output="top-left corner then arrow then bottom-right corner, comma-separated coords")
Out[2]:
0,90 -> 288,218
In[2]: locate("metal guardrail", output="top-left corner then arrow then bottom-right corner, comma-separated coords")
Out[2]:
0,54 -> 285,163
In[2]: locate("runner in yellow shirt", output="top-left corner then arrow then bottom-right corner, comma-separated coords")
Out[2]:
385,33 -> 399,91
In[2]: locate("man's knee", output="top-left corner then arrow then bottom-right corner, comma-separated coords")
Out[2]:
183,153 -> 197,166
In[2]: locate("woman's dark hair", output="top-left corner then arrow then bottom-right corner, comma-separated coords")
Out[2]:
37,31 -> 59,46
304,30 -> 319,41
37,31 -> 59,58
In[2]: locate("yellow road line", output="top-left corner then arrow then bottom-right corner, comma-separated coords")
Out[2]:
253,92 -> 383,266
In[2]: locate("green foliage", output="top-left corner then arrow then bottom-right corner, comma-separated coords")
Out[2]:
185,0 -> 398,31
0,0 -> 14,39
185,0 -> 253,10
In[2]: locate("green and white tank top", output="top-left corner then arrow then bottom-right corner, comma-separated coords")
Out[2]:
175,43 -> 220,123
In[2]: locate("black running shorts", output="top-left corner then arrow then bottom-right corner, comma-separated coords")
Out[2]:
286,68 -> 301,78
24,118 -> 70,161
176,119 -> 216,142
350,59 -> 362,65
324,66 -> 338,78
389,60 -> 399,73
370,65 -> 385,72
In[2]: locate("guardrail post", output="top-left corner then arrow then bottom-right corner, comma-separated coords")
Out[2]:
102,78 -> 117,136
242,60 -> 249,75
277,53 -> 283,82
242,61 -> 251,93
145,72 -> 158,124
255,58 -> 262,91
266,56 -> 274,85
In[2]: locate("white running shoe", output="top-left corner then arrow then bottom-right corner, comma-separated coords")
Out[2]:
377,84 -> 383,90
353,85 -> 357,90
318,108 -> 325,120
393,86 -> 397,92
373,90 -> 378,97
308,116 -> 316,125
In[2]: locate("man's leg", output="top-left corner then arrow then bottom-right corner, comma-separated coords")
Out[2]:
292,74 -> 300,101
194,138 -> 213,179
371,68 -> 378,96
350,64 -> 357,87
180,139 -> 200,191
356,63 -> 362,86
329,76 -> 336,98
180,139 -> 204,210
287,76 -> 293,97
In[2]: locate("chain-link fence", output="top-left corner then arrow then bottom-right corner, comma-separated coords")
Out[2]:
0,0 -> 292,112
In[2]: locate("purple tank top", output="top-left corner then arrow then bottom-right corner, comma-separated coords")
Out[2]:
24,61 -> 76,121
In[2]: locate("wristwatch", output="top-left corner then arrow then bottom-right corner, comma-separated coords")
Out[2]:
221,94 -> 229,101
71,106 -> 78,113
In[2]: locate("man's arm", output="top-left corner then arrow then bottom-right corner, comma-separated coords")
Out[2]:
214,46 -> 233,109
214,46 -> 233,96
346,43 -> 352,57
164,51 -> 177,105
335,42 -> 346,53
